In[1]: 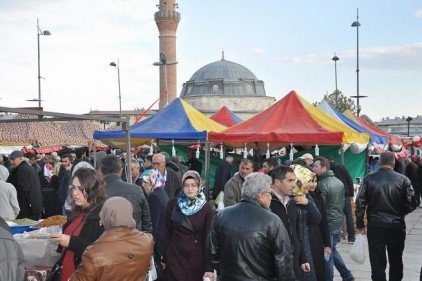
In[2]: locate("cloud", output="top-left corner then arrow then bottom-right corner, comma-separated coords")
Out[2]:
415,9 -> 422,18
251,47 -> 265,54
274,42 -> 422,72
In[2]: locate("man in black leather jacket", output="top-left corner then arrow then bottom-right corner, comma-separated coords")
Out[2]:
356,151 -> 417,281
208,172 -> 294,281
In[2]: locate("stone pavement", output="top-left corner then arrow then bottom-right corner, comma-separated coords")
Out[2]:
334,207 -> 422,281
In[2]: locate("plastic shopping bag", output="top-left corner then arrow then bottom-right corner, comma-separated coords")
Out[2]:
350,233 -> 366,264
215,191 -> 225,211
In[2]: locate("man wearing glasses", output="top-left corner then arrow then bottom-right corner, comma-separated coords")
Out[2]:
152,153 -> 181,199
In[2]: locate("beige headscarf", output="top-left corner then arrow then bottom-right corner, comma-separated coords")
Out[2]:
99,197 -> 136,230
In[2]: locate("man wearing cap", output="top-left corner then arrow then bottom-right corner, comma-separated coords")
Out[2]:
298,153 -> 314,167
7,150 -> 43,220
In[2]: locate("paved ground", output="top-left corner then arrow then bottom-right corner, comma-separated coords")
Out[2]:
334,207 -> 422,281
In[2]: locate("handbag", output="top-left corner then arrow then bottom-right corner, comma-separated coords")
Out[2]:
46,253 -> 65,281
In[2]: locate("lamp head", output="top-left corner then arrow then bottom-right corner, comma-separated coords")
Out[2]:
332,55 -> 339,62
110,62 -> 117,67
351,21 -> 361,27
42,30 -> 51,36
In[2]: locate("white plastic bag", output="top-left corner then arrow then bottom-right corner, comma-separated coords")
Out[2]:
215,191 -> 225,211
350,233 -> 366,264
148,256 -> 157,280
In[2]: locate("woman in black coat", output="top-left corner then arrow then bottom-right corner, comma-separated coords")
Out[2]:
308,183 -> 331,281
51,168 -> 106,281
163,171 -> 214,281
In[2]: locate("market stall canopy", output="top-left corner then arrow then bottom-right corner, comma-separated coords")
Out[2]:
93,98 -> 227,147
209,90 -> 369,147
318,100 -> 388,145
210,106 -> 243,127
343,110 -> 402,145
0,114 -> 102,147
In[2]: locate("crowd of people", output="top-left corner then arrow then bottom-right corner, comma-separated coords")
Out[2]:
0,148 -> 419,281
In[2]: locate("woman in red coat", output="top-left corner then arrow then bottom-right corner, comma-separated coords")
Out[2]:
163,170 -> 214,281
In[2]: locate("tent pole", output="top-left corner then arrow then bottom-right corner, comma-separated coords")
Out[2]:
124,117 -> 132,183
204,140 -> 211,200
341,143 -> 345,165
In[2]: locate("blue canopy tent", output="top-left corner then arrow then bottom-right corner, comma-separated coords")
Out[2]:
93,98 -> 226,194
318,100 -> 388,145
93,98 -> 226,147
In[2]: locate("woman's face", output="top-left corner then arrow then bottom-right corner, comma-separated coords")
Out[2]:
183,178 -> 199,198
307,180 -> 317,192
71,177 -> 89,208
142,180 -> 152,195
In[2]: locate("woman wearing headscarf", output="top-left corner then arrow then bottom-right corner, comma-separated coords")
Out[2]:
163,170 -> 215,281
70,197 -> 154,281
50,168 -> 106,281
291,164 -> 322,281
141,169 -> 169,280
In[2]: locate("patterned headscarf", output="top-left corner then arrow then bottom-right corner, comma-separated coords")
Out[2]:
177,170 -> 207,216
140,169 -> 162,190
290,164 -> 317,196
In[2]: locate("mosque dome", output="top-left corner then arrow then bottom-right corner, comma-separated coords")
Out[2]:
180,56 -> 266,98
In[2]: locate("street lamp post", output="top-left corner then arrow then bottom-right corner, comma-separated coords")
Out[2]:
36,18 -> 51,109
110,59 -> 122,119
350,9 -> 367,117
153,52 -> 178,108
332,54 -> 339,109
406,116 -> 413,137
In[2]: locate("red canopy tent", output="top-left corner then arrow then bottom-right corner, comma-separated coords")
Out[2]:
210,106 -> 243,127
209,90 -> 344,146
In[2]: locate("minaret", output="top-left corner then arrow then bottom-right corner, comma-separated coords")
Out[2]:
154,0 -> 181,109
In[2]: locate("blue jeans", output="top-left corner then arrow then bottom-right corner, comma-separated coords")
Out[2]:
343,196 -> 355,241
325,228 -> 353,281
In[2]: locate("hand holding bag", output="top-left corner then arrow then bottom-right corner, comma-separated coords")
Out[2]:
350,233 -> 366,264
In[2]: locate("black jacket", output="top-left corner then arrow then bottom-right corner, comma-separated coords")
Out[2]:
7,161 -> 43,220
355,167 -> 417,229
61,205 -> 105,268
208,197 -> 294,281
104,174 -> 153,233
330,161 -> 354,197
147,187 -> 169,259
212,161 -> 232,200
270,195 -> 306,280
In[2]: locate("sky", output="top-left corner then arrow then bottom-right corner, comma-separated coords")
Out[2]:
0,0 -> 421,122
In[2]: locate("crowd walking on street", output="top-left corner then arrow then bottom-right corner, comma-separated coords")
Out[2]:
0,149 -> 420,281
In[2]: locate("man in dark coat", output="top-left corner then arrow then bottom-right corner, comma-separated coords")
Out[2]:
208,172 -> 295,281
186,149 -> 202,175
212,156 -> 234,200
7,150 -> 43,220
356,152 -> 417,281
100,154 -> 152,233
269,165 -> 309,281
